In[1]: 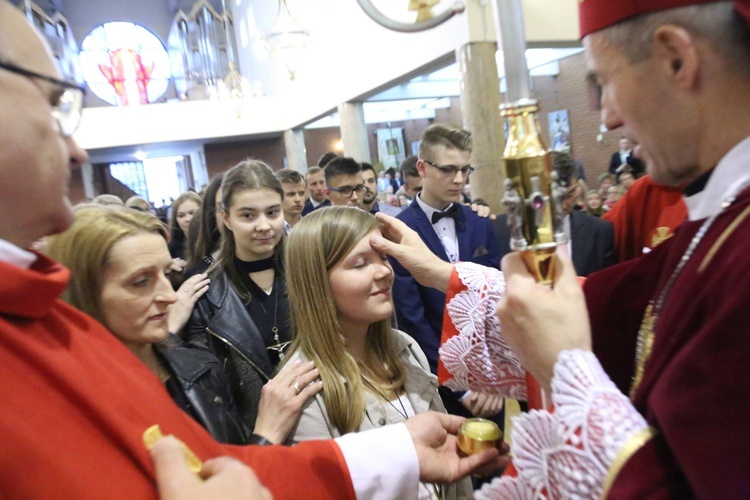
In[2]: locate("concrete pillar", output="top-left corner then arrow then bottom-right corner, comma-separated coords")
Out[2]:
283,128 -> 307,172
81,162 -> 95,200
456,42 -> 505,214
337,102 -> 371,162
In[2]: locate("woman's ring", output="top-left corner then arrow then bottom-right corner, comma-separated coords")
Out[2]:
292,380 -> 302,395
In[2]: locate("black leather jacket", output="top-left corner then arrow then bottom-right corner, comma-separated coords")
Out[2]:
182,271 -> 273,432
156,337 -> 249,445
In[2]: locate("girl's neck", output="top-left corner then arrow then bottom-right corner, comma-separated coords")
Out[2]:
341,320 -> 369,362
249,268 -> 275,293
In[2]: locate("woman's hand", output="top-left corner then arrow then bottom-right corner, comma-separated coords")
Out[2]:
168,273 -> 210,334
460,391 -> 504,418
253,360 -> 323,444
170,257 -> 188,273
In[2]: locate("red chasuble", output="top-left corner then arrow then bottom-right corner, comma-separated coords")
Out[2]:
603,175 -> 687,262
0,255 -> 355,499
585,187 -> 750,498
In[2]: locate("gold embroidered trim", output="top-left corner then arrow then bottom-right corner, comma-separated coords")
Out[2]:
629,304 -> 656,398
650,226 -> 674,248
600,426 -> 657,499
698,204 -> 750,273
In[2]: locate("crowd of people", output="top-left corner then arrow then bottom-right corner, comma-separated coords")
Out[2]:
2,0 -> 749,497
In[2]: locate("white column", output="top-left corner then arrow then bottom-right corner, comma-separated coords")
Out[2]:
337,102 -> 371,162
456,42 -> 505,214
283,128 -> 308,172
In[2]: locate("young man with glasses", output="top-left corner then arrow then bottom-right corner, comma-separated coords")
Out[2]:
324,156 -> 366,207
390,123 -> 502,426
0,6 -> 506,498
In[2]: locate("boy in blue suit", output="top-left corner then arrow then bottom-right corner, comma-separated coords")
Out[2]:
391,123 -> 503,421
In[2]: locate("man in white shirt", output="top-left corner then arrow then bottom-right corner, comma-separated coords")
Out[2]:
276,168 -> 306,231
300,166 -> 330,216
391,124 -> 503,425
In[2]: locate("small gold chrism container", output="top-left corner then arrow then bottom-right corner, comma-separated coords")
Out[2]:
457,418 -> 502,455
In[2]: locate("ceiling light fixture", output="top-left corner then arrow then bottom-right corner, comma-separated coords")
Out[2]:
259,0 -> 311,81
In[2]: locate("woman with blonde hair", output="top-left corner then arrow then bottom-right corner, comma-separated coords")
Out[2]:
284,207 -> 471,499
45,205 -> 247,444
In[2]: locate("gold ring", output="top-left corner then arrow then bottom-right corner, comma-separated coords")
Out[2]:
292,381 -> 301,395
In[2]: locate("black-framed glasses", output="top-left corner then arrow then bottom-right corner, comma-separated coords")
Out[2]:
328,184 -> 366,198
0,60 -> 85,136
423,160 -> 474,177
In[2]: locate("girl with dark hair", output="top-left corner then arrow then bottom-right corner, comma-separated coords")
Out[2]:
185,174 -> 224,278
167,191 -> 201,261
184,160 -> 321,445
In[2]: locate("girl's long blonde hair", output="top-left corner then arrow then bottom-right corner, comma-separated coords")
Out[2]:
285,207 -> 406,434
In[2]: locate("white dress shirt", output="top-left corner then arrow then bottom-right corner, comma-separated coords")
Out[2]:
0,238 -> 36,269
684,136 -> 750,220
416,194 -> 459,263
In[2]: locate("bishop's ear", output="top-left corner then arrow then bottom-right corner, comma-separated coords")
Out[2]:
653,25 -> 699,88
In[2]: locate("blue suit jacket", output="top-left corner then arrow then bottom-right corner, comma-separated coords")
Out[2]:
301,199 -> 330,217
391,202 -> 500,375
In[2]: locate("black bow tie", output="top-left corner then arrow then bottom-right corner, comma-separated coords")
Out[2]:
431,204 -> 458,224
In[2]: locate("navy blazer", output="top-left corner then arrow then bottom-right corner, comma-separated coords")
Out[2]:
301,198 -> 330,216
391,202 -> 500,375
609,151 -> 645,177
492,211 -> 617,277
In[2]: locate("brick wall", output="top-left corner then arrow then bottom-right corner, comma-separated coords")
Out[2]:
532,53 -> 621,187
203,137 -> 286,178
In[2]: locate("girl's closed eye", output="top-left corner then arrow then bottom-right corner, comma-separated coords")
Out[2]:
132,276 -> 149,287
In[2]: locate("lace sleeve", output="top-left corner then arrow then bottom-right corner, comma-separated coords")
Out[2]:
438,262 -> 526,399
476,350 -> 652,499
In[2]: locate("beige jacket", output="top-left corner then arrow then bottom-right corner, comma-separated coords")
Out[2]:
285,329 -> 473,499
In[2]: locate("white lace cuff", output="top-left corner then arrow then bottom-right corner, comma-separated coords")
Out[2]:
439,262 -> 527,399
476,350 -> 650,499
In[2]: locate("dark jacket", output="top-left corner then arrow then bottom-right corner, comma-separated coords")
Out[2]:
182,271 -> 274,432
391,201 -> 501,375
301,198 -> 330,216
156,337 -> 249,445
492,211 -> 617,277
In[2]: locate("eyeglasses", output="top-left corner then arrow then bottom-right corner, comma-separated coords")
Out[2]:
328,184 -> 366,198
422,160 -> 474,178
0,60 -> 85,136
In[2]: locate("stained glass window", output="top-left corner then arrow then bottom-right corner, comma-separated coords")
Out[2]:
80,22 -> 171,106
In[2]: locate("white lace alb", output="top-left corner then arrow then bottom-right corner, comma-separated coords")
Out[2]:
440,262 -> 526,399
476,350 -> 650,500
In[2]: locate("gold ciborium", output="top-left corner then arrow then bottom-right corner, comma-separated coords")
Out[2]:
500,98 -> 567,286
501,99 -> 568,410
